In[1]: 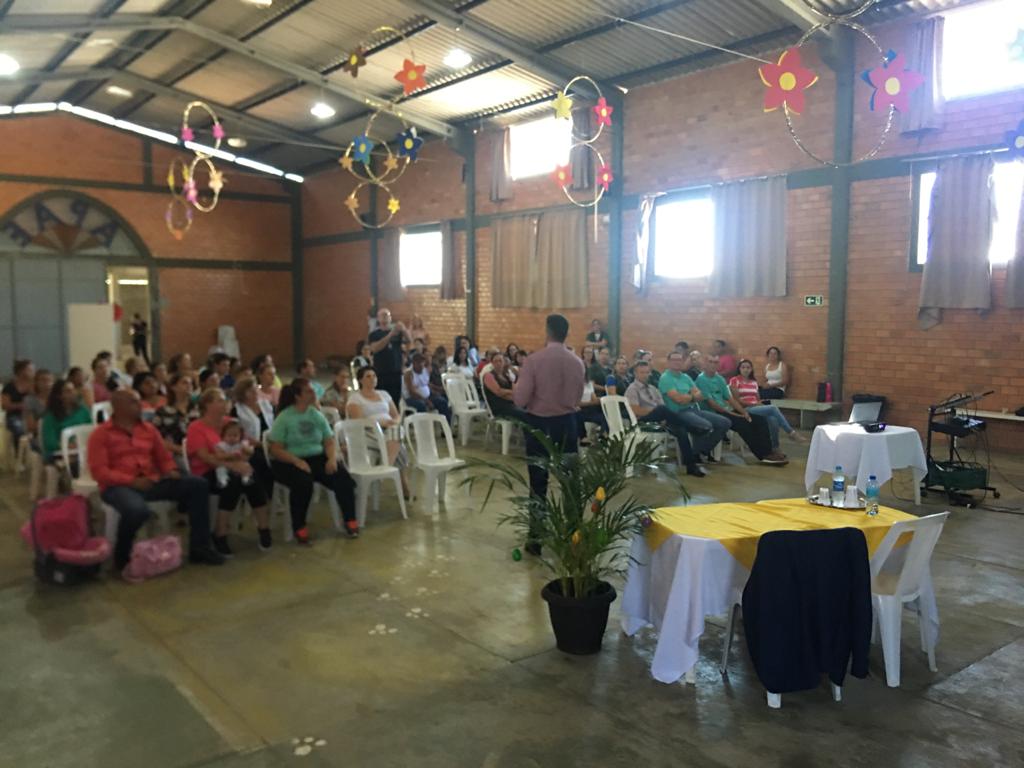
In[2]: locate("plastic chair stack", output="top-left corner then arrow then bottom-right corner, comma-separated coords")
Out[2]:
441,374 -> 489,447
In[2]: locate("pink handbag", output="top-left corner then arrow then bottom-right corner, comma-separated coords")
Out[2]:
123,535 -> 182,581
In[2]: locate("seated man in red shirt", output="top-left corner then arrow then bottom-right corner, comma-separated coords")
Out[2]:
88,389 -> 225,578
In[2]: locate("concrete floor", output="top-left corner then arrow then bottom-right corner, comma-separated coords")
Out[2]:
1,435 -> 1023,767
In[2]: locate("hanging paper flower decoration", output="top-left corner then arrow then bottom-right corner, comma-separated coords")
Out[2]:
862,51 -> 924,113
396,127 -> 423,161
1009,30 -> 1024,62
593,97 -> 613,127
184,178 -> 198,204
181,124 -> 194,142
597,164 -> 613,192
552,164 -> 571,187
212,123 -> 225,141
383,155 -> 399,172
343,46 -> 367,78
395,58 -> 427,95
387,196 -> 401,215
759,48 -> 819,115
339,155 -> 354,171
345,192 -> 360,215
552,90 -> 574,120
209,168 -> 225,194
352,134 -> 375,164
1006,120 -> 1024,157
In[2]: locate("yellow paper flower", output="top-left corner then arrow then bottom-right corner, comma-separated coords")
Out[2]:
552,90 -> 573,120
387,196 -> 401,215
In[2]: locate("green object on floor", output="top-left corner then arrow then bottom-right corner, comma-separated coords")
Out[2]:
512,548 -> 522,561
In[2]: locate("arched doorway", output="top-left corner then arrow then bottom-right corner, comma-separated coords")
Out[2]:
0,191 -> 154,377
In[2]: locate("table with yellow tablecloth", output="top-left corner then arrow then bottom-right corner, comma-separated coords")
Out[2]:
621,498 -> 939,685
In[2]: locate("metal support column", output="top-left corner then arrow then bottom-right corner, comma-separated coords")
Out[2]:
369,180 -> 379,309
607,93 -> 625,353
290,186 -> 304,361
462,133 -> 477,341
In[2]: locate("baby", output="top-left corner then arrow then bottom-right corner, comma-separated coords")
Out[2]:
216,420 -> 254,488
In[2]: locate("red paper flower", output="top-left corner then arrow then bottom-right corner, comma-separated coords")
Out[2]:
552,164 -> 571,187
395,58 -> 427,95
343,46 -> 367,78
597,164 -> 613,192
863,52 -> 924,113
593,97 -> 613,127
759,48 -> 819,115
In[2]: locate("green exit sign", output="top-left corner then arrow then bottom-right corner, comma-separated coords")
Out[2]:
804,295 -> 824,307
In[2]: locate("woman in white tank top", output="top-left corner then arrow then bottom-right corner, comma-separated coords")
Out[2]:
760,345 -> 790,400
346,367 -> 410,497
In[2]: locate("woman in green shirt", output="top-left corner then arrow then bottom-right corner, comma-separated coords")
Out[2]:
268,378 -> 357,544
41,378 -> 91,462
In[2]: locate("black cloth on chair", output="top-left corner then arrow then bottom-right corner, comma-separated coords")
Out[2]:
741,528 -> 872,694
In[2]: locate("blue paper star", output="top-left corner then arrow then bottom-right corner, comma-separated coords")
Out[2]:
396,127 -> 423,161
1009,30 -> 1024,62
1006,120 -> 1024,157
352,134 -> 375,164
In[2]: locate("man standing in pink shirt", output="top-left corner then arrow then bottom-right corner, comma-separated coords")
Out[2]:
513,314 -> 586,555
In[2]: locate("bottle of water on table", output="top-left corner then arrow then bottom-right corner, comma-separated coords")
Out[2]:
865,475 -> 880,516
832,465 -> 846,507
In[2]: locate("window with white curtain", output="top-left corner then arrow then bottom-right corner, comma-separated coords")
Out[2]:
399,231 -> 442,286
916,161 -> 1024,267
653,195 -> 716,279
509,116 -> 573,180
941,0 -> 1024,100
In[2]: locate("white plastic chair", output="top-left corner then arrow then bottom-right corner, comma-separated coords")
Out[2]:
600,395 -> 681,466
479,383 -> 518,455
442,374 -> 489,447
320,406 -> 341,427
870,511 -> 949,688
0,413 -> 14,472
405,413 -> 464,512
91,401 -> 112,423
262,432 -> 343,541
336,419 -> 408,527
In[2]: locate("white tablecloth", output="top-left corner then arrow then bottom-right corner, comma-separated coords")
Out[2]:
621,532 -> 939,685
804,424 -> 928,494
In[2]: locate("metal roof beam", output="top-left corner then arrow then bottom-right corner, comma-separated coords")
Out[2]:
0,14 -> 458,138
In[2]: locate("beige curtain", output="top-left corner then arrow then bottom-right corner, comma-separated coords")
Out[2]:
1005,191 -> 1024,308
918,155 -> 994,329
902,17 -> 945,135
490,215 -> 536,307
633,195 -> 656,295
570,109 -> 593,191
534,209 -> 589,308
439,221 -> 463,300
377,228 -> 405,303
490,127 -> 513,203
709,176 -> 788,298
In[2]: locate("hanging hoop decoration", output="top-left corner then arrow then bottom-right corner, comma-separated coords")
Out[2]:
187,155 -> 226,213
338,106 -> 411,186
794,0 -> 881,23
166,157 -> 191,200
343,180 -> 400,229
180,100 -> 225,156
550,75 -> 612,209
165,198 -> 193,241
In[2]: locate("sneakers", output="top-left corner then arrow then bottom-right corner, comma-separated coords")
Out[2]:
761,453 -> 789,466
686,464 -> 708,478
294,527 -> 312,546
189,548 -> 227,566
212,535 -> 234,558
345,521 -> 360,539
258,528 -> 273,551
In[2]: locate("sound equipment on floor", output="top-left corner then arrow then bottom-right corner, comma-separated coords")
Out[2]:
923,391 -> 999,507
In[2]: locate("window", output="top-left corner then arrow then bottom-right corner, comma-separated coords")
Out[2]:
509,116 -> 572,180
915,161 -> 1024,267
653,195 -> 715,279
941,0 -> 1024,100
399,231 -> 443,286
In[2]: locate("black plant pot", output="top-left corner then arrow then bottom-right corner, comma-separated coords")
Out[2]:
540,579 -> 617,655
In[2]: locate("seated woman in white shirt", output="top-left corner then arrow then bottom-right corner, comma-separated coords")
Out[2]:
729,359 -> 804,450
760,346 -> 790,400
447,346 -> 475,379
345,366 -> 410,499
230,376 -> 276,497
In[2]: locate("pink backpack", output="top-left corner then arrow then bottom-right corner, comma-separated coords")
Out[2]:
123,535 -> 182,581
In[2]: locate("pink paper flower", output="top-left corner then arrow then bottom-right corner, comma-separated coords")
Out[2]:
181,125 -> 194,142
863,51 -> 924,113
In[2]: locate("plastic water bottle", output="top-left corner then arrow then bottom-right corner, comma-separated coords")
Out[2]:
832,465 -> 846,507
865,475 -> 880,517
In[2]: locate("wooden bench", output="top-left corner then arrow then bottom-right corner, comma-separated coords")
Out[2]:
772,399 -> 842,429
972,409 -> 1024,424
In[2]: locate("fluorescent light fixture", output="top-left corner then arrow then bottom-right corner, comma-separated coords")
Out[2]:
85,37 -> 116,48
184,140 -> 236,162
105,85 -> 134,98
0,53 -> 19,76
65,104 -> 116,124
242,0 -> 273,6
443,48 -> 472,69
0,106 -> 12,115
13,102 -> 57,114
114,118 -> 178,144
226,136 -> 248,148
310,101 -> 335,119
116,278 -> 149,286
234,157 -> 284,176
284,173 -> 304,183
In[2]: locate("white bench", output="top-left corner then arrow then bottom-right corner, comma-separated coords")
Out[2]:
972,410 -> 1024,423
772,399 -> 842,429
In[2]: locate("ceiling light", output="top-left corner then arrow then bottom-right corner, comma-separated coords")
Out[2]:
116,279 -> 149,286
310,101 -> 335,119
13,102 -> 57,114
85,37 -> 116,48
106,85 -> 134,98
0,53 -> 19,76
227,136 -> 248,148
443,48 -> 472,69
241,0 -> 273,7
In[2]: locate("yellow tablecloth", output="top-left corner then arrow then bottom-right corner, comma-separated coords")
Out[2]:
646,498 -> 915,570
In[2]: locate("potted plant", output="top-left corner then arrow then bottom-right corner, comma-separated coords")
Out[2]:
464,427 -> 685,655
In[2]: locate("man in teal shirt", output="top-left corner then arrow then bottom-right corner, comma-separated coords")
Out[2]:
658,351 -> 730,460
695,354 -> 786,465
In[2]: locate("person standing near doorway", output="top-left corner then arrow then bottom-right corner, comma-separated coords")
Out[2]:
367,308 -> 411,407
130,313 -> 150,368
513,314 -> 586,556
